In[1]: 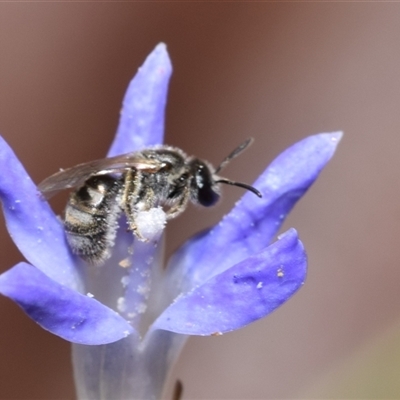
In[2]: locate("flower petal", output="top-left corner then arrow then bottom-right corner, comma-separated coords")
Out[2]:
153,229 -> 306,335
107,43 -> 172,157
167,132 -> 341,291
73,331 -> 187,400
0,136 -> 81,290
0,262 -> 135,345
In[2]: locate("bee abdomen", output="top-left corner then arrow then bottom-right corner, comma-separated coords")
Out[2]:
64,175 -> 122,264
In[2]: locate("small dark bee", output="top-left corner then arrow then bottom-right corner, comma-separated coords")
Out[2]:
38,139 -> 261,264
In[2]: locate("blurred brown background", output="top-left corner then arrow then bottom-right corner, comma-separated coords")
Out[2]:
1,3 -> 400,399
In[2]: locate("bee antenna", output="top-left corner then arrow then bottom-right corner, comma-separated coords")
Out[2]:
214,138 -> 254,174
216,178 -> 262,198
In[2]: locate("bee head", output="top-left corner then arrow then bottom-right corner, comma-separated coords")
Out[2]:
189,138 -> 262,207
190,159 -> 221,207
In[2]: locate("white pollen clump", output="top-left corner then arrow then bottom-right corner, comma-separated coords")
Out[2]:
137,284 -> 149,296
135,207 -> 166,241
136,302 -> 147,314
121,276 -> 130,287
117,297 -> 127,313
86,292 -> 94,298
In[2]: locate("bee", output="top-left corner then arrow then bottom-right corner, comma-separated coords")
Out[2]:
38,138 -> 261,265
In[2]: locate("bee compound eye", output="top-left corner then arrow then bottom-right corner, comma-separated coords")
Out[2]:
197,186 -> 220,207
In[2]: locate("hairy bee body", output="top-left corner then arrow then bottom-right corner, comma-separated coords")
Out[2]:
39,142 -> 261,265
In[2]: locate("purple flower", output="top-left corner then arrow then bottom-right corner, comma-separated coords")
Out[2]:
0,44 -> 341,399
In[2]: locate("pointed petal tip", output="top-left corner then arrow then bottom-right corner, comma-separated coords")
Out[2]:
277,226 -> 298,240
331,130 -> 343,141
154,42 -> 167,52
311,130 -> 343,161
146,42 -> 172,73
107,44 -> 172,156
319,130 -> 343,145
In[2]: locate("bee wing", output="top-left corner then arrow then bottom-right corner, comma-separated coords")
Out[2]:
38,152 -> 163,199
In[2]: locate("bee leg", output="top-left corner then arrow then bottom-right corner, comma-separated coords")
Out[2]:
121,169 -> 141,211
166,187 -> 190,220
121,169 -> 141,227
131,225 -> 149,242
131,187 -> 158,241
123,170 -> 156,241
